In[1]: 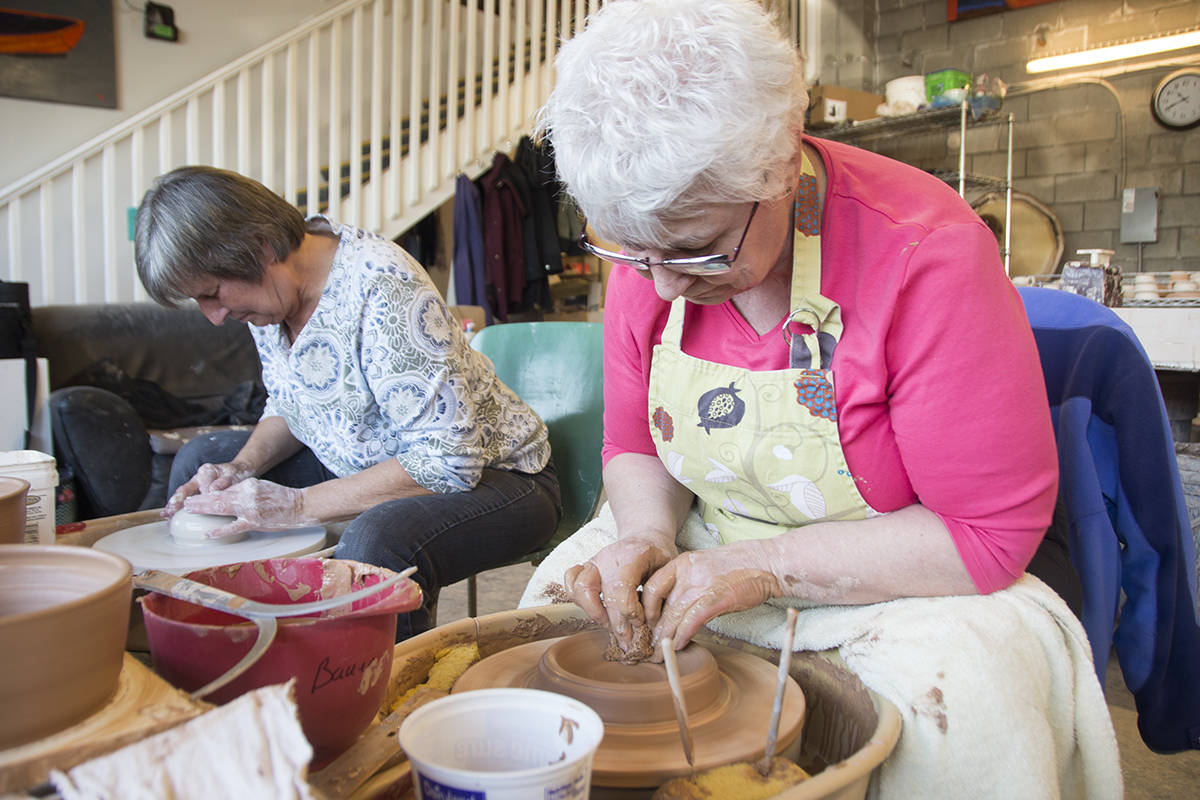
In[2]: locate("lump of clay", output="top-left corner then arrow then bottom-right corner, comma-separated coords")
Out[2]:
604,619 -> 655,664
651,757 -> 810,799
168,510 -> 245,546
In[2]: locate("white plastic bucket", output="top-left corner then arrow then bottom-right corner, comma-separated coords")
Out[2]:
883,75 -> 927,113
0,450 -> 57,544
400,688 -> 604,800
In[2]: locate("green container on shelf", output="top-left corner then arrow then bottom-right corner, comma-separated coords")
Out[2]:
925,69 -> 971,108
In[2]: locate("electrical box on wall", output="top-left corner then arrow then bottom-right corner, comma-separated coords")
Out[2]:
1120,187 -> 1158,244
144,2 -> 179,42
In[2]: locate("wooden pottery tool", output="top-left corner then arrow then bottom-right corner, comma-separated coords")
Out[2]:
660,636 -> 695,770
758,607 -> 800,776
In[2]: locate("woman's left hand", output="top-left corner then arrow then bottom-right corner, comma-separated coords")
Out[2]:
182,478 -> 320,538
642,541 -> 782,654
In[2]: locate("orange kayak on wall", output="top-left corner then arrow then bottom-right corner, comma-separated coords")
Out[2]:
0,8 -> 86,56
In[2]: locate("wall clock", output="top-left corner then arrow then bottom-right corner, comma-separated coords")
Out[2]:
1151,68 -> 1200,130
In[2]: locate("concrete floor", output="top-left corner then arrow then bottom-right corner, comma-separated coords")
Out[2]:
437,561 -> 1200,799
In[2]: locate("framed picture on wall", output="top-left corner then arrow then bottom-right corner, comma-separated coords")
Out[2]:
948,0 -> 1059,22
0,0 -> 117,108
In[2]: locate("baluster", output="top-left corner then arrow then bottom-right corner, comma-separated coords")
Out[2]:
212,81 -> 225,168
286,41 -> 299,208
237,68 -> 251,174
370,0 -> 385,229
71,162 -> 87,303
389,0 -> 404,219
39,184 -> 54,306
307,33 -> 321,217
186,97 -> 200,165
348,6 -> 364,225
327,20 -> 342,220
428,0 -> 443,190
262,54 -> 276,192
101,145 -> 117,302
131,127 -> 147,302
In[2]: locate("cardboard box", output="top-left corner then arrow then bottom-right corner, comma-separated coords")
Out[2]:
809,85 -> 884,128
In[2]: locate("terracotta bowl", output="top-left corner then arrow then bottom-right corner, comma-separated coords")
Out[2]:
0,545 -> 133,748
0,477 -> 29,544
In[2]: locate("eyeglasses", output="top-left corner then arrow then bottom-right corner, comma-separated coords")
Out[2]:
577,201 -> 761,276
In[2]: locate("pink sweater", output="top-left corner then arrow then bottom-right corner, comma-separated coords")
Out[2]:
602,137 -> 1059,593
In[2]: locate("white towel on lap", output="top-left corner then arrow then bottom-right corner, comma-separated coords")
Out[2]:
520,503 -> 1123,800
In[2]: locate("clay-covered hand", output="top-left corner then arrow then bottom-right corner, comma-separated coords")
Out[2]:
163,461 -> 256,516
642,541 -> 782,655
181,478 -> 319,539
563,535 -> 677,651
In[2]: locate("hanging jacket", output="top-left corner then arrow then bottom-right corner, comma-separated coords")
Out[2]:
515,135 -> 564,279
1020,286 -> 1200,753
478,153 -> 529,321
452,173 -> 492,324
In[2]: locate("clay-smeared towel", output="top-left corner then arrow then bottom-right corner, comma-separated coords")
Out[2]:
51,682 -> 317,800
520,503 -> 1123,800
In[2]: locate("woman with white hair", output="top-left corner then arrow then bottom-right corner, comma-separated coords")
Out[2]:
524,0 -> 1119,795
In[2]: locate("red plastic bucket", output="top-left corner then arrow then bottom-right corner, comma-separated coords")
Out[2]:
141,557 -> 421,767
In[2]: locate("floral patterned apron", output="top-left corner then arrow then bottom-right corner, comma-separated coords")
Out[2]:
647,152 -> 873,544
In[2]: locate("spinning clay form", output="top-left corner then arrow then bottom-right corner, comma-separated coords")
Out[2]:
169,510 -> 245,545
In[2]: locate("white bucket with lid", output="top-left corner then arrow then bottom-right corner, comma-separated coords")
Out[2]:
400,688 -> 604,800
0,450 -> 57,544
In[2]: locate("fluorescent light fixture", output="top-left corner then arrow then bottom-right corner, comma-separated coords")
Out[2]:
1027,29 -> 1200,73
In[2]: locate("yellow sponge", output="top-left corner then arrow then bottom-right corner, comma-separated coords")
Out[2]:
651,757 -> 811,799
390,642 -> 480,711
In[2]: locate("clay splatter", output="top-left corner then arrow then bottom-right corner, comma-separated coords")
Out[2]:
910,686 -> 948,734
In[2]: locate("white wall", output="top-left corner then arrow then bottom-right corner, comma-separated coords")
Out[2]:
0,0 -> 336,190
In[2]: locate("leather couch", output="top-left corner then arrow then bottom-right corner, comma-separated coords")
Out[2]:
32,303 -> 263,520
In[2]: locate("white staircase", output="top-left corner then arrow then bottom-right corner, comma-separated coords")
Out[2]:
0,0 -> 806,307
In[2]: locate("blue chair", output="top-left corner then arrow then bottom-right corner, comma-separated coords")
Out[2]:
465,321 -> 605,616
1019,286 -> 1200,752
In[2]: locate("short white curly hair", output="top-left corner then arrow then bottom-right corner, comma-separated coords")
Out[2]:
538,0 -> 808,248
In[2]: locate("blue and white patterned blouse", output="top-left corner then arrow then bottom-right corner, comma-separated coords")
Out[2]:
250,217 -> 550,492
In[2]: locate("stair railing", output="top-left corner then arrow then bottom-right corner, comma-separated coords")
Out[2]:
0,0 -> 598,306
0,0 -> 803,308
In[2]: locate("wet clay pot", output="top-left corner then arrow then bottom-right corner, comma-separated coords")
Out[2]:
0,545 -> 132,748
453,628 -> 807,788
141,557 -> 422,768
0,477 -> 29,544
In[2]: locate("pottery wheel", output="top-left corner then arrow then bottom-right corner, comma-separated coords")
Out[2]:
452,629 -> 806,788
93,521 -> 327,574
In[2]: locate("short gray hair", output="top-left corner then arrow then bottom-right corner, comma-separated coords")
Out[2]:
135,166 -> 307,307
538,0 -> 808,248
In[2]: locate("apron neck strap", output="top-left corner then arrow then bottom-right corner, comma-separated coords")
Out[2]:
785,148 -> 842,369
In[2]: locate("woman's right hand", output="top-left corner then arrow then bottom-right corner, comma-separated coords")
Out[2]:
564,534 -> 678,650
163,461 -> 255,516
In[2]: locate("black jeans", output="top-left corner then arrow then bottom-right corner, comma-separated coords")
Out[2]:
169,430 -> 562,640
1027,491 -> 1083,619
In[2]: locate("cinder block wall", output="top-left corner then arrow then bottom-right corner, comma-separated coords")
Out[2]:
822,0 -> 1200,273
